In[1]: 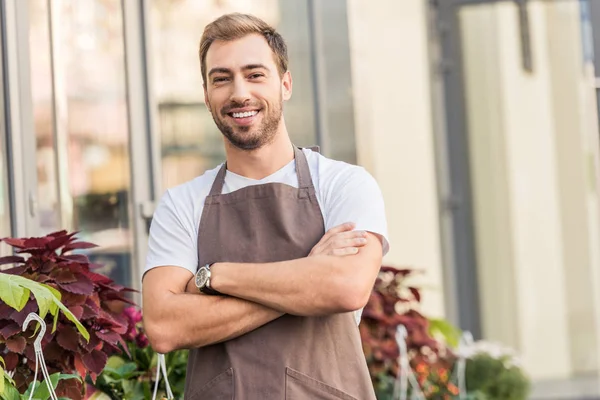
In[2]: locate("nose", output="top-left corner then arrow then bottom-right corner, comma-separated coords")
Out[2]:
230,77 -> 251,105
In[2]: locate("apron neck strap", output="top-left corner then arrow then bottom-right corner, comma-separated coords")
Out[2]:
293,146 -> 314,190
208,145 -> 315,196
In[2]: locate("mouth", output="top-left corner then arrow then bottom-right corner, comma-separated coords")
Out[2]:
227,110 -> 260,126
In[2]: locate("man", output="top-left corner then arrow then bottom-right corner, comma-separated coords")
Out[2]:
142,12 -> 389,400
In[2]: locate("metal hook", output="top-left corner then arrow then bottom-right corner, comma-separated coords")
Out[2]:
22,312 -> 58,400
23,312 -> 46,352
457,331 -> 474,400
394,325 -> 425,400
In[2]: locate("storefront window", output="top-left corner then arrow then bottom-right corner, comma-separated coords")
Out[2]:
28,0 -> 133,286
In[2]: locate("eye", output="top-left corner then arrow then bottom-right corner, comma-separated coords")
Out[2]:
213,77 -> 229,83
249,73 -> 264,79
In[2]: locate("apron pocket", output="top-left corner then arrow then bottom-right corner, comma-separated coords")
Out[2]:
285,367 -> 357,400
189,368 -> 234,400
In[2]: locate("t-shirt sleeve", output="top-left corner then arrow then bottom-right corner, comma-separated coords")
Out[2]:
323,167 -> 390,255
143,190 -> 198,280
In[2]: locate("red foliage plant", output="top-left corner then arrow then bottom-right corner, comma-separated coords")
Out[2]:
0,230 -> 136,399
360,266 -> 451,389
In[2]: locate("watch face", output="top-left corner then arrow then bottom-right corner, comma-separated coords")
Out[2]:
195,267 -> 209,288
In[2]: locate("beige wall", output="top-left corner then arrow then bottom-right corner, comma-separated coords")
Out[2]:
346,0 -> 446,318
459,0 -> 600,380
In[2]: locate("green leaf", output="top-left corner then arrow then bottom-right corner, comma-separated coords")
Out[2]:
428,317 -> 461,348
1,274 -> 90,341
0,273 -> 30,311
30,372 -> 81,400
0,378 -> 20,400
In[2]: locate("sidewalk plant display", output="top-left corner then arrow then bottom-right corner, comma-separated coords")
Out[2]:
87,307 -> 188,400
0,231 -> 135,399
359,266 -> 530,400
0,270 -> 87,399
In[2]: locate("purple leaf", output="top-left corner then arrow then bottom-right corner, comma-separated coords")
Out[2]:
96,330 -> 120,346
63,241 -> 98,253
58,273 -> 94,295
0,321 -> 21,339
9,300 -> 38,326
82,349 -> 108,374
60,254 -> 90,264
51,269 -> 77,284
0,255 -> 25,265
46,234 -> 73,251
6,336 -> 26,353
57,325 -> 80,352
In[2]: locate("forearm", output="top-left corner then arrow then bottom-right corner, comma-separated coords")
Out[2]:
143,291 -> 282,353
211,255 -> 364,316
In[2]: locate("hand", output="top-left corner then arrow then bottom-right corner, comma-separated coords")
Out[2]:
309,222 -> 368,257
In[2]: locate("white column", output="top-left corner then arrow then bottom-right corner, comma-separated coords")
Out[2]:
346,0 -> 445,318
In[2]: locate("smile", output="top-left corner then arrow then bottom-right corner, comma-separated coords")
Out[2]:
231,110 -> 258,118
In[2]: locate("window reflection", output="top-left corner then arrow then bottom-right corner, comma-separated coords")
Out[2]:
150,0 -> 318,191
28,0 -> 133,286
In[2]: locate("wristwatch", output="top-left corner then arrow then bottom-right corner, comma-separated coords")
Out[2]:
194,263 -> 219,295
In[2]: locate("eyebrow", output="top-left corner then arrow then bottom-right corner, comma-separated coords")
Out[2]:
208,64 -> 270,78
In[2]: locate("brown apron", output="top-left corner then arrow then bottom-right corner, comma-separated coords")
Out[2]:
185,146 -> 376,400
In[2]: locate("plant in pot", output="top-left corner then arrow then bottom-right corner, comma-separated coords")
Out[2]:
0,230 -> 136,399
89,306 -> 188,400
0,270 -> 88,399
359,266 -> 458,399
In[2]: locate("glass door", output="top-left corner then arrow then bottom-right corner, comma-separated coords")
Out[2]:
27,0 -> 152,289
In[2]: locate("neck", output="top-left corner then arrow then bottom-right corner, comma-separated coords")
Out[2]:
224,125 -> 294,180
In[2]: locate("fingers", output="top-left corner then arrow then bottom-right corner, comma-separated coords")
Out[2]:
322,222 -> 356,240
332,247 -> 360,256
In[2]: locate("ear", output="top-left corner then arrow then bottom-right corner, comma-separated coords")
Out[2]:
204,85 -> 212,113
281,71 -> 292,102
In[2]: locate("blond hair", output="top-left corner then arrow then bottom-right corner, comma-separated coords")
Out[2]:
199,13 -> 288,84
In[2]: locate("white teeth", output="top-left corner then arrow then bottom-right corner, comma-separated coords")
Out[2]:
232,111 -> 258,118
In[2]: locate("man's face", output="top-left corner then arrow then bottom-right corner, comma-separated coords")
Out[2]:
204,34 -> 292,150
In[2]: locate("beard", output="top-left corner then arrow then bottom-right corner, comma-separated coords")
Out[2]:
211,98 -> 283,151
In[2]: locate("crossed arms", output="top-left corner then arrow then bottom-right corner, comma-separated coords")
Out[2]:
142,223 -> 383,354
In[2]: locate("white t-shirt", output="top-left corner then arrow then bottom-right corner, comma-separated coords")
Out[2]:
144,148 -> 390,324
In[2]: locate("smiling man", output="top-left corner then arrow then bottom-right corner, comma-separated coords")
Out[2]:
142,13 -> 389,400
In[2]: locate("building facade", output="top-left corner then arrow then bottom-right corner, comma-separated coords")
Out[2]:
2,0 -> 600,393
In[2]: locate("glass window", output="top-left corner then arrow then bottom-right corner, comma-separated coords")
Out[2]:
0,6 -> 12,247
149,0 -> 318,191
29,0 -> 60,234
28,0 -> 134,287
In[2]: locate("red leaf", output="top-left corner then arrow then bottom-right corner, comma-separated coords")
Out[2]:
0,255 -> 25,265
74,355 -> 87,380
6,336 -> 26,353
95,330 -> 120,346
23,237 -> 53,249
83,271 -> 111,284
63,241 -> 98,252
2,265 -> 26,275
4,351 -> 18,370
69,305 -> 84,320
46,234 -> 73,251
51,269 -> 77,284
57,325 -> 80,352
0,321 -> 21,339
118,336 -> 131,357
60,254 -> 90,264
81,331 -> 100,352
10,300 -> 38,326
82,349 -> 107,374
58,273 -> 94,295
60,292 -> 88,307
40,261 -> 58,274
1,237 -> 27,248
